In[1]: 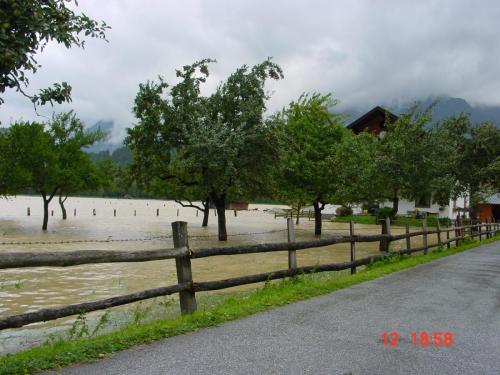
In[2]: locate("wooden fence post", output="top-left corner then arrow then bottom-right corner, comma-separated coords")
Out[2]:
405,224 -> 411,253
287,218 -> 297,271
479,222 -> 482,241
350,221 -> 356,274
436,220 -> 442,246
446,226 -> 450,249
172,221 -> 197,315
379,217 -> 391,252
234,210 -> 237,217
423,218 -> 428,255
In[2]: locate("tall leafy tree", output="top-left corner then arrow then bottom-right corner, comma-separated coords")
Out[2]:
275,93 -> 346,235
48,112 -> 104,219
374,105 -> 439,214
433,114 -> 500,218
0,0 -> 109,108
3,112 -> 103,229
127,59 -> 283,240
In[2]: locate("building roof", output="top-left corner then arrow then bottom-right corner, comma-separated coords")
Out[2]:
346,106 -> 398,133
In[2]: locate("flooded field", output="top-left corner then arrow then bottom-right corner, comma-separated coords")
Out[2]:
0,196 -> 440,353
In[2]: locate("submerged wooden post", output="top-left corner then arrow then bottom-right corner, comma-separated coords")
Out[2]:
74,208 -> 76,216
234,210 -> 237,217
405,224 -> 411,253
287,218 -> 297,271
196,210 -> 199,217
436,220 -> 442,246
93,208 -> 96,216
157,208 -> 159,216
134,210 -> 136,217
51,210 -> 54,217
172,221 -> 197,315
423,218 -> 428,254
350,221 -> 356,274
27,207 -> 30,216
114,209 -> 116,217
177,208 -> 179,217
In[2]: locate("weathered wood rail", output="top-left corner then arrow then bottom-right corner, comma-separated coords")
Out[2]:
0,219 -> 498,331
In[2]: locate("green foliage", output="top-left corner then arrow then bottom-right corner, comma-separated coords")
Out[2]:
0,0 -> 109,107
432,114 -> 500,215
1,112 -> 104,228
274,93 -> 379,233
335,206 -> 353,217
374,104 -> 446,211
376,207 -> 396,221
126,58 -> 284,238
274,93 -> 344,207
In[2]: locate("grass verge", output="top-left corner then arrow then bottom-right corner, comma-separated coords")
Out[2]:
1,235 -> 499,374
333,215 -> 451,227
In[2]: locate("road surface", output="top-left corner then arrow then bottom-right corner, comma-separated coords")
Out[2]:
51,241 -> 500,375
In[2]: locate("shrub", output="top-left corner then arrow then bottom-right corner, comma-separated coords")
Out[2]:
335,206 -> 353,217
376,207 -> 396,222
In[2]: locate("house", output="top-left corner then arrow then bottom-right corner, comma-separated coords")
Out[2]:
347,106 -> 398,136
346,106 -> 463,219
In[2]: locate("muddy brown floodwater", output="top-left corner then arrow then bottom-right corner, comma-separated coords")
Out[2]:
0,196 -> 439,354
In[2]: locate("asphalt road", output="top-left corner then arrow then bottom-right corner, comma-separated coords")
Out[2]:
51,242 -> 500,375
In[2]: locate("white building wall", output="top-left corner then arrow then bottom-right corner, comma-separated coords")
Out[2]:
380,199 -> 449,218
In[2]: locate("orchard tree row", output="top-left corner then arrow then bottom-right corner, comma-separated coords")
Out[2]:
125,59 -> 500,240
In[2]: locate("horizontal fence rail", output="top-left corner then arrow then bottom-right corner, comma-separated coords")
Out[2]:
0,219 -> 498,331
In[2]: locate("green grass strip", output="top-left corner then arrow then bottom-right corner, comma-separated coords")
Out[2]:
333,214 -> 451,227
1,235 -> 499,374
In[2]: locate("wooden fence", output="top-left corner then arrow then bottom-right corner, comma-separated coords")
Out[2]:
0,219 -> 498,331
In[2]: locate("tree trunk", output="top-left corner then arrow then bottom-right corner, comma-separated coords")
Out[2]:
41,189 -> 58,231
468,188 -> 477,220
392,196 -> 399,216
42,198 -> 49,231
59,192 -> 68,220
212,194 -> 227,241
313,198 -> 324,236
202,197 -> 210,227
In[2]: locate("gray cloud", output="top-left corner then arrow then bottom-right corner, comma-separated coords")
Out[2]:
2,0 -> 500,136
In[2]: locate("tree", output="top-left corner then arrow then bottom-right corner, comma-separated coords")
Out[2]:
274,93 -> 346,235
126,59 -> 283,240
374,105 -> 439,215
433,114 -> 500,218
47,112 -> 103,219
3,112 -> 103,229
0,0 -> 109,108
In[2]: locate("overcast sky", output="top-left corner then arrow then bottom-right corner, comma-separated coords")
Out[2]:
2,0 -> 500,140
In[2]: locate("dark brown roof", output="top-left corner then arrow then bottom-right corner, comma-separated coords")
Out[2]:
346,106 -> 398,133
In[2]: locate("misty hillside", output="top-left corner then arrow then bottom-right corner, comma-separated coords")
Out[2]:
84,120 -> 121,153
